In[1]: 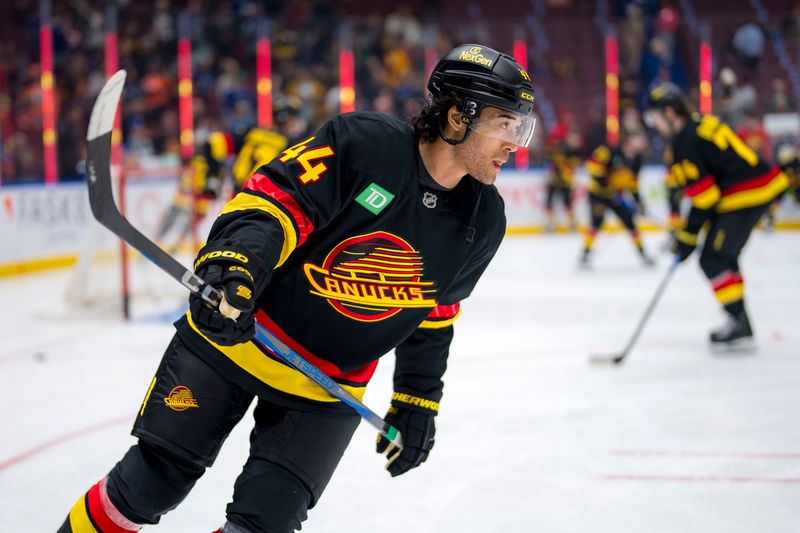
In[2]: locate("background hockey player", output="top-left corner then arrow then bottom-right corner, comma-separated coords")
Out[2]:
645,83 -> 790,347
776,142 -> 799,204
662,145 -> 685,249
580,129 -> 655,267
544,128 -> 582,232
58,43 -> 536,533
156,99 -> 310,248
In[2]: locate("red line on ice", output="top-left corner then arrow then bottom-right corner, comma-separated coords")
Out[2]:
610,450 -> 800,459
603,474 -> 800,484
0,416 -> 130,473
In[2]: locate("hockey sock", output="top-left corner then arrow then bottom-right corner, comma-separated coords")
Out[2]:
710,270 -> 745,313
629,229 -> 643,250
723,299 -> 746,317
583,228 -> 598,251
60,477 -> 142,533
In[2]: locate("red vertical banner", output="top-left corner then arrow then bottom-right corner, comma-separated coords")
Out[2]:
178,14 -> 194,163
605,32 -> 619,148
104,5 -> 122,167
513,37 -> 529,169
699,43 -> 712,114
339,46 -> 355,114
105,4 -> 129,319
39,0 -> 58,184
256,20 -> 273,129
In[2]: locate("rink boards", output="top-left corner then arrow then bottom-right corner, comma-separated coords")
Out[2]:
1,167 -> 799,276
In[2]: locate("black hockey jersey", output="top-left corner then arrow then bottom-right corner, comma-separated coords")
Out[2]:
175,112 -> 506,413
585,145 -> 643,198
669,115 -> 789,233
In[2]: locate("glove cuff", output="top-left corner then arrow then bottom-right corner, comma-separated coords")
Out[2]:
675,229 -> 698,246
391,391 -> 439,416
194,240 -> 265,283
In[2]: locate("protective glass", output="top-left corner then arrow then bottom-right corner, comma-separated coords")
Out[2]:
468,110 -> 537,148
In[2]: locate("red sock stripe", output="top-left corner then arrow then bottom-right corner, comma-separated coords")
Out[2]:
426,302 -> 460,319
244,172 -> 314,246
86,481 -> 138,533
712,272 -> 743,291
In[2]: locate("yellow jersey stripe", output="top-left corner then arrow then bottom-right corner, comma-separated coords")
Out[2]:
220,192 -> 298,267
419,309 -> 462,329
717,173 -> 790,212
186,312 -> 365,402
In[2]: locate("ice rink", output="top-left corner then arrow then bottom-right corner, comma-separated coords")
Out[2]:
1,230 -> 798,533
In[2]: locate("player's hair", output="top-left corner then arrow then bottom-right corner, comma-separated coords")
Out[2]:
411,92 -> 465,143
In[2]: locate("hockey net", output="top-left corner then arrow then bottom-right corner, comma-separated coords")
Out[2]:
37,166 -> 219,321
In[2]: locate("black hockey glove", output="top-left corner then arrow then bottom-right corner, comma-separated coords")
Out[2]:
189,241 -> 263,346
376,392 -> 437,477
672,229 -> 698,263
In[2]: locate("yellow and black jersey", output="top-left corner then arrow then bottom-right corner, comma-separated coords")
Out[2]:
201,128 -> 291,192
548,142 -> 581,188
175,112 -> 506,413
669,115 -> 789,233
585,144 -> 642,198
778,153 -> 799,194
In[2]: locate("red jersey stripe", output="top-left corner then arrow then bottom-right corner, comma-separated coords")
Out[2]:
244,172 -> 315,246
256,310 -> 379,384
721,167 -> 781,196
427,302 -> 461,319
685,175 -> 716,198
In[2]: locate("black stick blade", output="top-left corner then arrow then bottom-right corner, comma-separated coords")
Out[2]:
589,353 -> 626,366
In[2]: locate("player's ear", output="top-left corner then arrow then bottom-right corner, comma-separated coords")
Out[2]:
446,105 -> 466,134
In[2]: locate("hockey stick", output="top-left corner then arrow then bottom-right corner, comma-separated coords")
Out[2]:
86,70 -> 402,456
589,256 -> 680,366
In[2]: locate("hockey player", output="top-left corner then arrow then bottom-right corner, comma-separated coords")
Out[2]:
644,83 -> 790,346
776,143 -> 799,203
156,99 -> 309,246
544,128 -> 581,232
580,130 -> 655,267
58,44 -> 536,533
662,145 -> 685,249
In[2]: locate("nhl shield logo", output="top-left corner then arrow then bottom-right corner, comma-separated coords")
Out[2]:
422,191 -> 437,209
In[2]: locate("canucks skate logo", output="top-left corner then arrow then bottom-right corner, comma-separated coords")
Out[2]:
164,386 -> 199,411
303,231 -> 437,322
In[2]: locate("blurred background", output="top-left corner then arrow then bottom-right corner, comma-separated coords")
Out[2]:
1,0 -> 799,290
2,0 -> 800,179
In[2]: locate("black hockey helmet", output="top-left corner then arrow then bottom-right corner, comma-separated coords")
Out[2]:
645,82 -> 691,117
428,44 -> 537,147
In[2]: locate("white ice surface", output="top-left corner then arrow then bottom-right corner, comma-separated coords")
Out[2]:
1,231 -> 798,533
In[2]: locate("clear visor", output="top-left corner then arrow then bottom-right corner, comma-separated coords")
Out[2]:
468,110 -> 537,148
